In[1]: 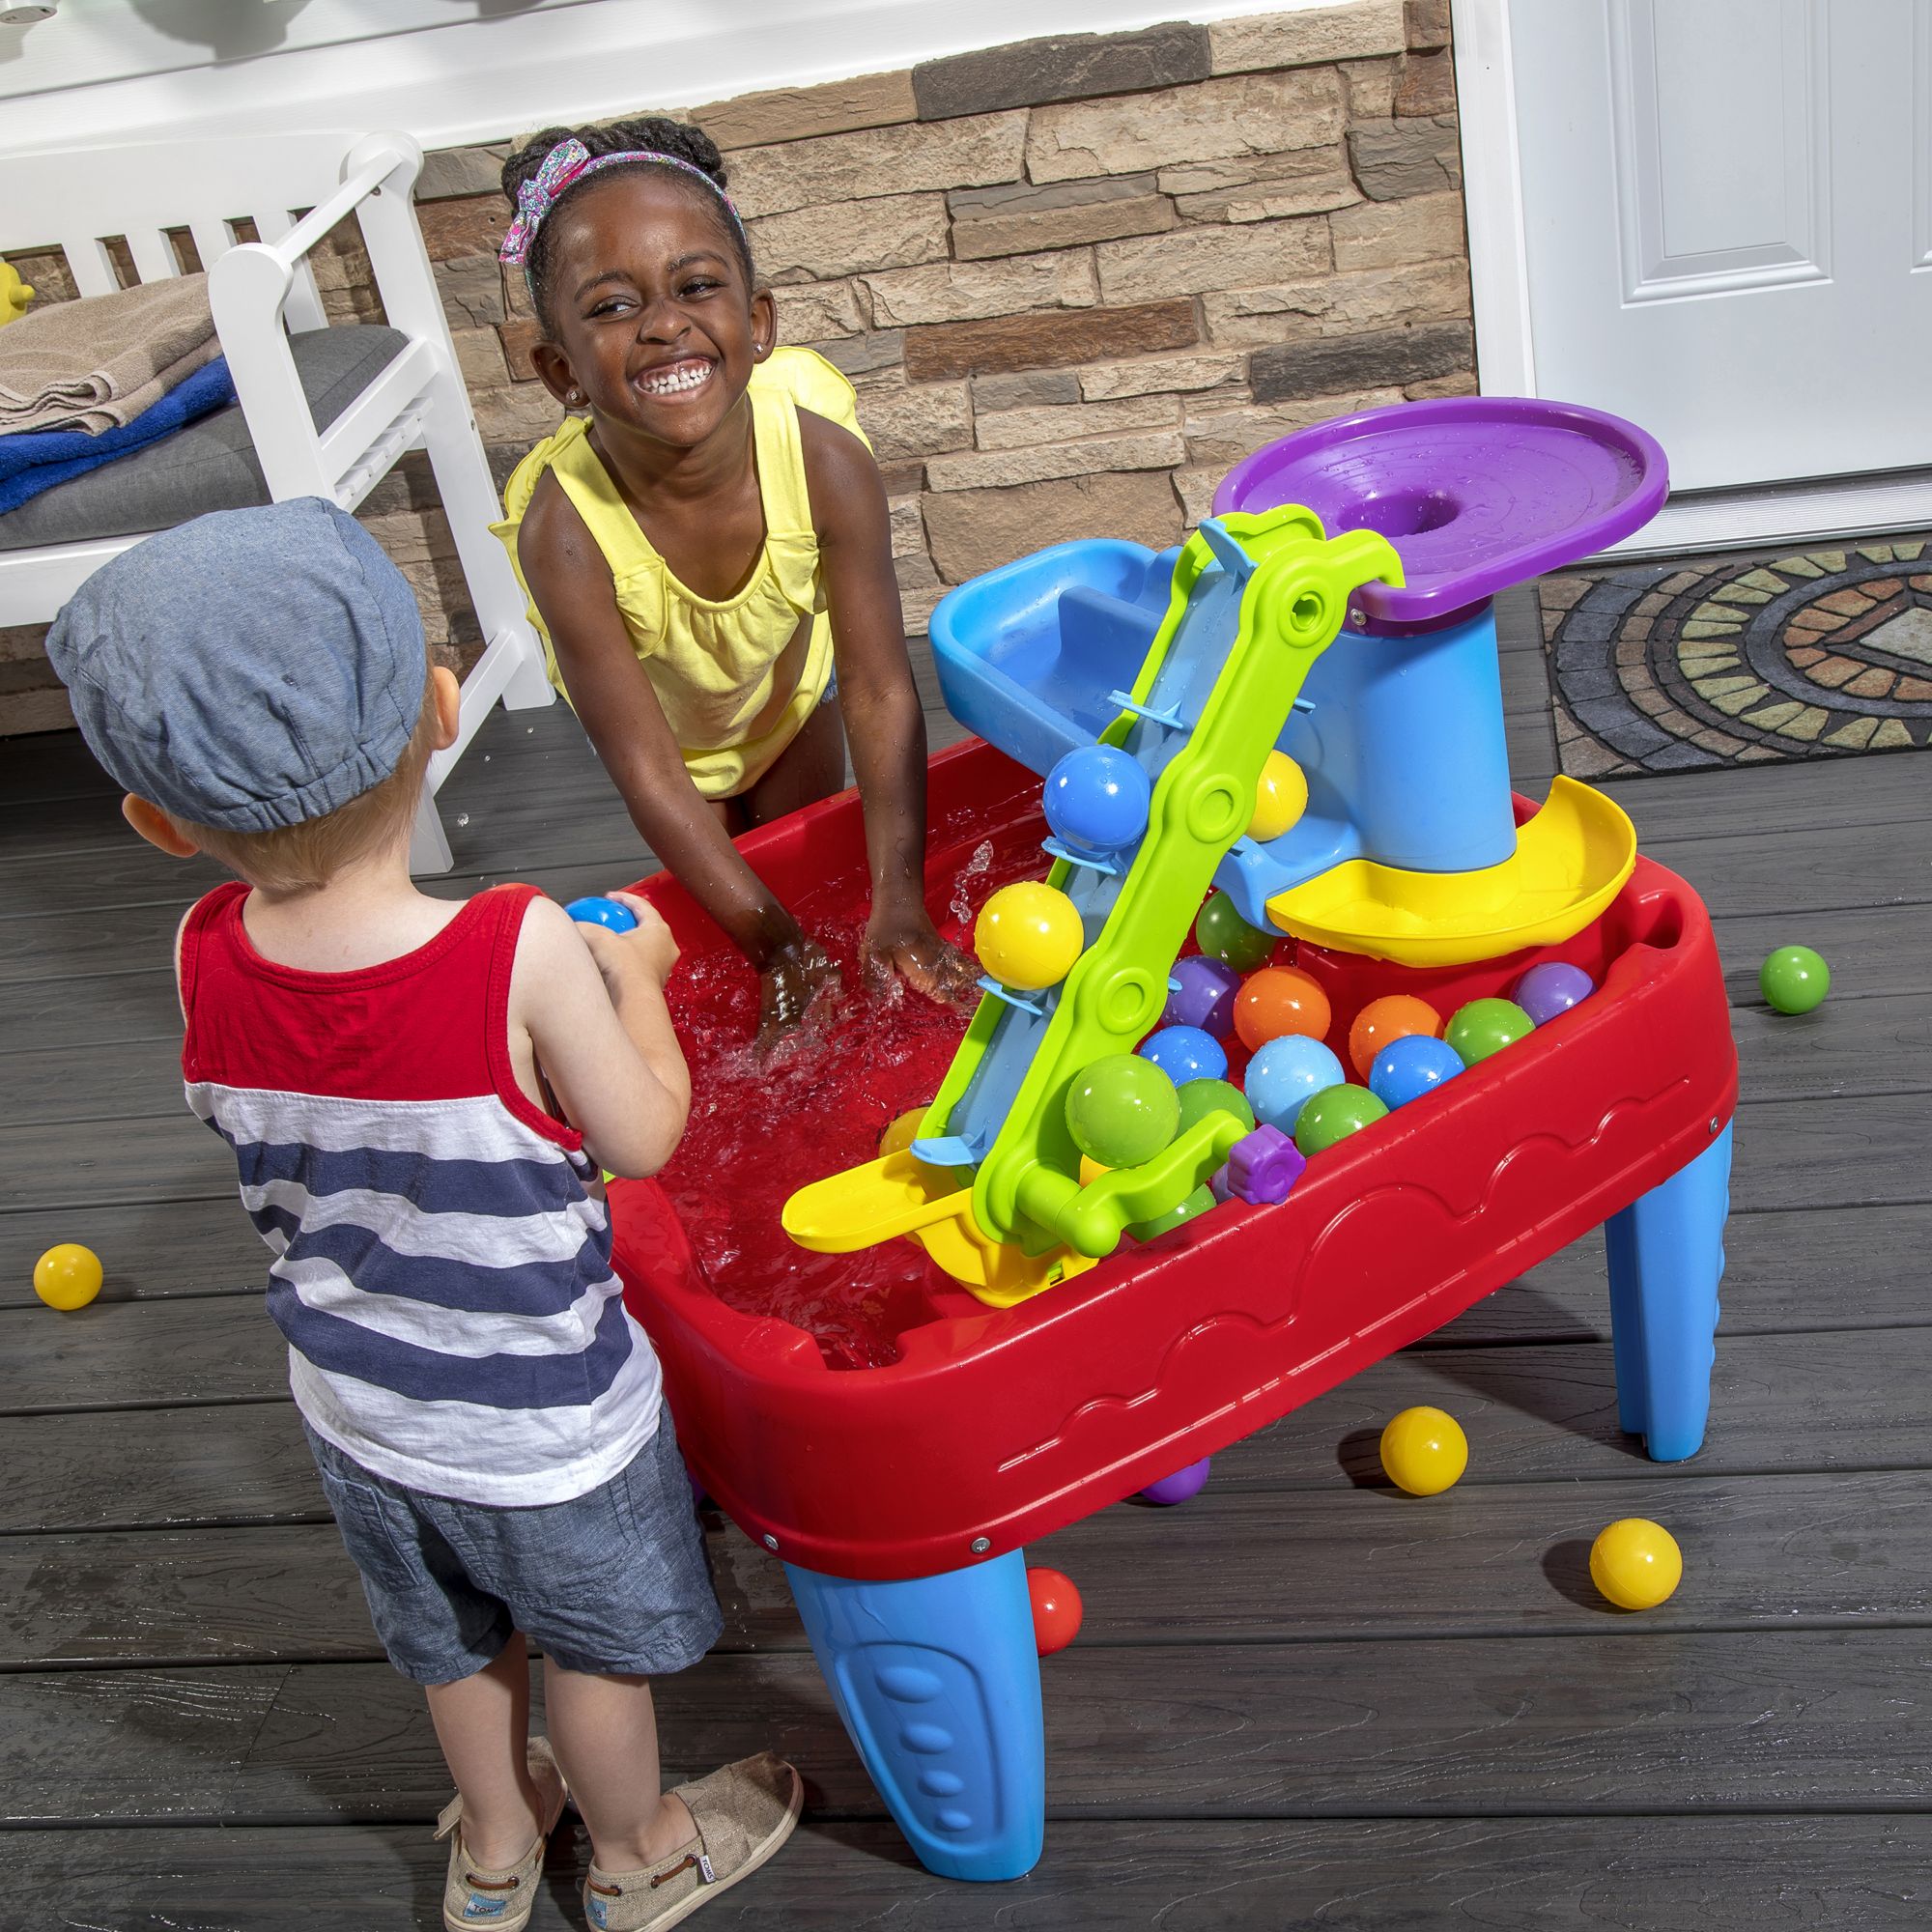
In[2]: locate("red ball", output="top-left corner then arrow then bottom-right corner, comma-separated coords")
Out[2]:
1233,965 -> 1330,1053
1027,1565 -> 1083,1656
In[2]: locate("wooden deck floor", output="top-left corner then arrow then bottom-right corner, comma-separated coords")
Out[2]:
4,600 -> 1931,1928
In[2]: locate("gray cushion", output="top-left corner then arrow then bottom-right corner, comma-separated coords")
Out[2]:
0,324 -> 410,552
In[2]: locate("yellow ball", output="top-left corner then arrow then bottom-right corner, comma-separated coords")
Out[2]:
34,1242 -> 102,1311
879,1109 -> 925,1159
1247,752 -> 1308,843
975,881 -> 1084,991
1378,1405 -> 1468,1495
1078,1153 -> 1111,1186
1589,1519 -> 1683,1609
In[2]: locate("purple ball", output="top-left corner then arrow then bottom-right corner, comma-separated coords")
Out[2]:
1514,960 -> 1596,1026
1140,1457 -> 1211,1506
1167,955 -> 1241,1037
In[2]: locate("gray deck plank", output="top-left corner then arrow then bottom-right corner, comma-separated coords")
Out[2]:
7,978 -> 1926,1131
0,1199 -> 263,1309
6,1624 -> 1932,1822
2,1085 -> 1922,1223
11,1815 -> 1929,1932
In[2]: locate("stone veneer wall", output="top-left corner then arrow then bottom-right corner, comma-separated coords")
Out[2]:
0,0 -> 1467,734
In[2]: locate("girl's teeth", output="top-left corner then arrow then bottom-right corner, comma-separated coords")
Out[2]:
642,361 -> 711,395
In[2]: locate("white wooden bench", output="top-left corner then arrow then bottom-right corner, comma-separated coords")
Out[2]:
0,128 -> 554,870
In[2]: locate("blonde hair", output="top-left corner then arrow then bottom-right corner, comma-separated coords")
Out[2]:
174,670 -> 442,894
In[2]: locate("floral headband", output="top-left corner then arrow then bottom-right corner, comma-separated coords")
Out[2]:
497,136 -> 746,275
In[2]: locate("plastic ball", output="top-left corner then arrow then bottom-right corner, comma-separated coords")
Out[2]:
1293,1082 -> 1389,1156
976,881 -> 1084,991
1247,751 -> 1308,842
1370,1034 -> 1465,1110
878,1109 -> 925,1159
1028,1566 -> 1084,1655
1244,1034 -> 1346,1134
1127,1182 -> 1215,1242
1176,1077 -> 1256,1138
1589,1519 -> 1683,1609
1233,965 -> 1331,1052
1065,1054 -> 1180,1168
1378,1406 -> 1468,1495
1760,944 -> 1830,1015
1043,744 -> 1151,853
1194,892 -> 1276,973
1140,1024 -> 1228,1086
1347,993 -> 1441,1080
1445,997 -> 1534,1065
1165,954 -> 1241,1037
564,895 -> 638,932
1078,1153 -> 1110,1185
33,1243 -> 102,1311
1140,1457 -> 1211,1506
1514,961 -> 1596,1026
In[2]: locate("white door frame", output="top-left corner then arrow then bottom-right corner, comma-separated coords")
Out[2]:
1449,0 -> 1932,555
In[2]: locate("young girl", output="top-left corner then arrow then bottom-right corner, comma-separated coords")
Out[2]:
493,118 -> 975,1039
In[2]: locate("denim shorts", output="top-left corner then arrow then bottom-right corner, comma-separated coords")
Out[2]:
305,1411 -> 724,1686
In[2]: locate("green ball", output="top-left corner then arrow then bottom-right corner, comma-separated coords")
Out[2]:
1444,997 -> 1534,1065
1176,1077 -> 1256,1137
1293,1083 -> 1389,1156
1194,892 -> 1276,972
1065,1054 -> 1180,1168
1760,944 -> 1830,1014
1128,1183 -> 1216,1242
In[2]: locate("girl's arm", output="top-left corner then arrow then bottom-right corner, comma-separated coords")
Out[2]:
799,410 -> 977,1005
516,474 -> 830,1021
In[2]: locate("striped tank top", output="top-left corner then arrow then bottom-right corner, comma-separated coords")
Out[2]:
180,881 -> 662,1507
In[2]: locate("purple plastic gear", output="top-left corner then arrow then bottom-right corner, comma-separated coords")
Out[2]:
1226,1124 -> 1306,1206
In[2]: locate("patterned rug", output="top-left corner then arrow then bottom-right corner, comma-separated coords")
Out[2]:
1539,536 -> 1932,778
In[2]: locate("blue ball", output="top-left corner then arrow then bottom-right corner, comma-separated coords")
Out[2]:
1244,1035 -> 1346,1134
1043,745 -> 1151,853
1140,1024 -> 1228,1086
565,895 -> 638,932
1369,1034 -> 1465,1109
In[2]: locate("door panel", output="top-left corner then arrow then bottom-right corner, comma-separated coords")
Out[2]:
1513,0 -> 1932,490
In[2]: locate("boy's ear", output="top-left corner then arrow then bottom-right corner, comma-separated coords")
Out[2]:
429,665 -> 461,752
123,794 -> 200,858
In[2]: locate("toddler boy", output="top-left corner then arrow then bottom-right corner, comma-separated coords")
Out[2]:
48,499 -> 799,1932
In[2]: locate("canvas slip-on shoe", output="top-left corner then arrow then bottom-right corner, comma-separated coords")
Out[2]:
583,1751 -> 802,1931
437,1734 -> 569,1930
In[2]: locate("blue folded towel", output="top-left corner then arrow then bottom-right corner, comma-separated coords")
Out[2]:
0,356 -> 238,514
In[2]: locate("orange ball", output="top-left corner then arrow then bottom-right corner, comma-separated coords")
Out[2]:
1233,966 -> 1330,1052
1348,994 -> 1443,1080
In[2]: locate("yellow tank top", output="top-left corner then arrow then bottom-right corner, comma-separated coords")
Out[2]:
492,348 -> 870,799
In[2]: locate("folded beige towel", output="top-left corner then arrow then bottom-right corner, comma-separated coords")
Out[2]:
0,272 -> 220,436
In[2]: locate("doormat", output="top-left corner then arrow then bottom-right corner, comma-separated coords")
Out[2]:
1539,536 -> 1932,778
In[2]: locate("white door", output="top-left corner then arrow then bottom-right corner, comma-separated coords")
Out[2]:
1509,0 -> 1932,492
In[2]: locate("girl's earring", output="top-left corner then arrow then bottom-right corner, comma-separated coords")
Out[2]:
568,388 -> 585,407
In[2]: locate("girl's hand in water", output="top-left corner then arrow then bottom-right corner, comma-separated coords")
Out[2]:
863,903 -> 980,1008
756,935 -> 840,1046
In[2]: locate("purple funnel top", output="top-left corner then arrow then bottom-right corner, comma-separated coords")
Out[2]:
1213,396 -> 1668,626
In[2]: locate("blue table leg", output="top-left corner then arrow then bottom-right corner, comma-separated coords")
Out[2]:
1604,1123 -> 1732,1462
782,1550 -> 1044,1882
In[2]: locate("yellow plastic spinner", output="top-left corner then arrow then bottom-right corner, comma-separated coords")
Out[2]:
781,1147 -> 1094,1306
1265,777 -> 1636,967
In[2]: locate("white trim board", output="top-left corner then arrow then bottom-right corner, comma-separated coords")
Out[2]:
0,0 -> 1357,159
1602,472 -> 1932,559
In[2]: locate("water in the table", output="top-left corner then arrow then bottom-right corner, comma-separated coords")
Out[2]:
653,804 -> 1041,1369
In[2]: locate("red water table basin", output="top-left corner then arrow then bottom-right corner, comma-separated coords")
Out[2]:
610,737 -> 1736,1583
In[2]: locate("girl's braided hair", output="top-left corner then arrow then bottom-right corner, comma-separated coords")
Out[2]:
499,116 -> 754,334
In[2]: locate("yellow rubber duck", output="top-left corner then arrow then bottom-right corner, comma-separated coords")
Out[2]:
0,261 -> 35,326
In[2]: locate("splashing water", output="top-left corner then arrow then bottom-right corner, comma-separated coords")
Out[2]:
653,808 -> 1040,1369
